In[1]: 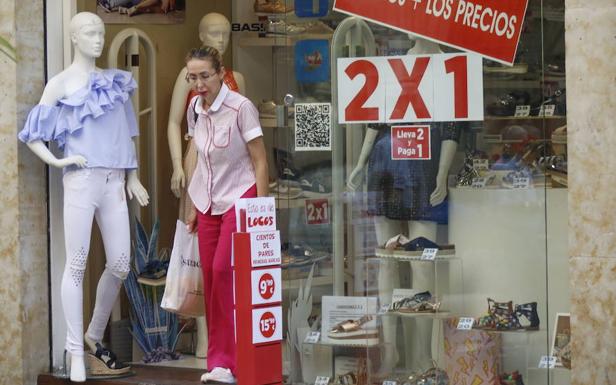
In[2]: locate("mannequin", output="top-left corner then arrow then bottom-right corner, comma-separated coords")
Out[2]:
347,35 -> 458,372
168,12 -> 245,199
166,12 -> 245,359
18,12 -> 149,382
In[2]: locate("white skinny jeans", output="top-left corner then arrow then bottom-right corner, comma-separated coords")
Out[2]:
62,168 -> 131,355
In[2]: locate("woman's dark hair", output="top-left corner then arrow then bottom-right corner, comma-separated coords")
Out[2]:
185,46 -> 223,73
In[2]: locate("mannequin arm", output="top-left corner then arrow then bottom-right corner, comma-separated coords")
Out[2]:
347,127 -> 379,191
429,139 -> 457,206
167,67 -> 191,198
26,140 -> 87,169
126,169 -> 150,206
247,137 -> 269,197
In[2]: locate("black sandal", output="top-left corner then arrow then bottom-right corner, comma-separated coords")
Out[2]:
86,342 -> 131,376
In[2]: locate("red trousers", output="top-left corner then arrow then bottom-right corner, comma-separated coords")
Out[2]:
197,185 -> 257,373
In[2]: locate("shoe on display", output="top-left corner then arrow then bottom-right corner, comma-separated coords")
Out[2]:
254,0 -> 294,14
201,367 -> 236,384
300,178 -> 330,198
499,370 -> 525,385
266,20 -> 307,35
502,169 -> 533,188
405,366 -> 449,385
486,91 -> 531,116
390,291 -> 441,313
328,315 -> 379,341
280,167 -> 301,187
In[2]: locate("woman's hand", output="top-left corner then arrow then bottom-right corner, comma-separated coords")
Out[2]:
126,170 -> 150,206
185,204 -> 197,233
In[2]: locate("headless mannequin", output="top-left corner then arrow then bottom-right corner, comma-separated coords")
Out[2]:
166,12 -> 245,359
25,12 -> 149,382
347,35 -> 457,372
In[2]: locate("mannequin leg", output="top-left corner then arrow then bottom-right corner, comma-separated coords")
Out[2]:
403,220 -> 437,370
196,316 -> 208,358
86,171 -> 130,347
374,216 -> 403,374
62,172 -> 97,381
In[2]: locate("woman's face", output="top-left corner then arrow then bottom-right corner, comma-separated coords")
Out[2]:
186,58 -> 224,102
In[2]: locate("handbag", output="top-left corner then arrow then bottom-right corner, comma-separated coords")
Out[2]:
161,219 -> 205,317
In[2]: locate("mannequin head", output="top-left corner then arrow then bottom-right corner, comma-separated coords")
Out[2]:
198,13 -> 231,55
70,12 -> 105,59
185,46 -> 225,104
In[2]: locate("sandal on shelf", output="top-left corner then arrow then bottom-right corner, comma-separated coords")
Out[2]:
390,291 -> 441,313
334,371 -> 358,385
406,364 -> 449,385
500,370 -> 524,385
515,302 -> 540,330
328,315 -> 378,340
474,298 -> 522,331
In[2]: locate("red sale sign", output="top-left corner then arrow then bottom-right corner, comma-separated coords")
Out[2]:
333,0 -> 528,65
305,199 -> 330,225
391,125 -> 431,160
252,306 -> 283,344
337,53 -> 483,124
251,268 -> 282,305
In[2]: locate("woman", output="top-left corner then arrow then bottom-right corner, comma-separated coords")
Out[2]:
183,46 -> 268,384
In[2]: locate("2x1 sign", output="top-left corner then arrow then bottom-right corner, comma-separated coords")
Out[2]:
333,0 -> 529,65
338,53 -> 483,124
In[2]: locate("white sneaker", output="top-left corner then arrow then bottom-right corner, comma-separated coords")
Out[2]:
201,367 -> 236,384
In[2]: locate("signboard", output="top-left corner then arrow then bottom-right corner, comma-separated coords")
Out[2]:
333,0 -> 529,64
249,231 -> 282,267
252,306 -> 283,344
305,199 -> 330,225
235,197 -> 277,233
337,53 -> 483,124
391,125 -> 431,160
251,268 -> 282,305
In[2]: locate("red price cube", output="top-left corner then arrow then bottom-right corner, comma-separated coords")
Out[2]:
305,199 -> 330,225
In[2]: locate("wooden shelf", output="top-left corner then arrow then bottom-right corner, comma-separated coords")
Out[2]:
484,115 -> 566,121
239,33 -> 332,47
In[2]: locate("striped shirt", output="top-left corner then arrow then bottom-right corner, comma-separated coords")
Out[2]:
187,83 -> 263,215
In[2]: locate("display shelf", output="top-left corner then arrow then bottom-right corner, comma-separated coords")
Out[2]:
484,115 -> 566,121
283,275 -> 333,290
374,247 -> 456,260
260,116 -> 294,128
381,311 -> 453,319
239,33 -> 332,47
316,339 -> 382,348
483,79 -> 541,89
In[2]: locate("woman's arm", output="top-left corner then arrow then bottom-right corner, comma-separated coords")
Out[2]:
246,137 -> 269,197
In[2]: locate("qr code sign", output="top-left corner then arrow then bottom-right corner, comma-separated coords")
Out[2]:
295,103 -> 331,151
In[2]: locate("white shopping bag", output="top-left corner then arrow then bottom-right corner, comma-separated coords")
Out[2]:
161,220 -> 205,317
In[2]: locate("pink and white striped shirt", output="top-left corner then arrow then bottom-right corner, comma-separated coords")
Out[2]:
187,83 -> 263,215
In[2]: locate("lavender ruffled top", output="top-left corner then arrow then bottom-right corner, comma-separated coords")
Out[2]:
18,69 -> 139,172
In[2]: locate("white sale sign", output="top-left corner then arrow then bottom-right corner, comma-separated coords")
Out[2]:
251,268 -> 282,305
337,53 -> 483,124
249,231 -> 281,267
252,306 -> 283,344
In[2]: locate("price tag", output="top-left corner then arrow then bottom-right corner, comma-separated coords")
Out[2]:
252,306 -> 282,344
378,304 -> 391,314
538,104 -> 556,117
538,356 -> 557,369
471,177 -> 488,188
514,105 -> 531,117
513,177 -> 531,189
421,248 -> 438,260
315,376 -> 330,385
457,317 -> 475,330
391,125 -> 432,160
472,158 -> 489,171
383,381 -> 398,385
304,331 -> 321,344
